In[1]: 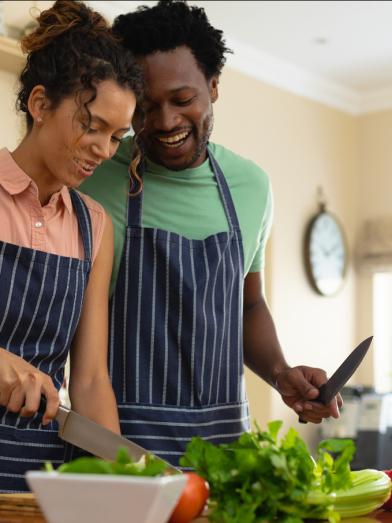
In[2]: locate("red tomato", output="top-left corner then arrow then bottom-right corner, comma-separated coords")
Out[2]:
169,472 -> 209,523
382,470 -> 392,510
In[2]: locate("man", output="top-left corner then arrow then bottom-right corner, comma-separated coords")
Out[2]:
81,0 -> 340,467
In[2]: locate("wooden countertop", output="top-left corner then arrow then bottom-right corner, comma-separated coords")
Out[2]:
3,511 -> 392,522
0,494 -> 391,523
1,510 -> 392,523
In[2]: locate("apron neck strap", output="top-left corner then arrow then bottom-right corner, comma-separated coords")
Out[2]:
69,189 -> 93,262
206,148 -> 241,232
126,146 -> 241,232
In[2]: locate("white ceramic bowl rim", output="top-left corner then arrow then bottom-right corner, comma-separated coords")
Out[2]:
27,470 -> 183,483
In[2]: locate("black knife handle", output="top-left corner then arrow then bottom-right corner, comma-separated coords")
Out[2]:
298,383 -> 329,424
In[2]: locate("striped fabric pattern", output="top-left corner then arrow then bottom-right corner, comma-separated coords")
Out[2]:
0,189 -> 92,492
110,148 -> 250,468
119,401 -> 249,467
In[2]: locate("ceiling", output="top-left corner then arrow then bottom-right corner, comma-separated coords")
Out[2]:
5,1 -> 392,114
198,1 -> 392,93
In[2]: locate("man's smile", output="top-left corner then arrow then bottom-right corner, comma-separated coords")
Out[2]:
155,130 -> 192,148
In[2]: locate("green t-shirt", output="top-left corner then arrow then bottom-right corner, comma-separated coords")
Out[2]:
80,138 -> 272,296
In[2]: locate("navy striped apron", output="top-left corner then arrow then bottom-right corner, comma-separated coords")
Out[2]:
0,190 -> 92,492
110,148 -> 250,467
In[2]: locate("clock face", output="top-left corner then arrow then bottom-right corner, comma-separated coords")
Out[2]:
305,211 -> 347,296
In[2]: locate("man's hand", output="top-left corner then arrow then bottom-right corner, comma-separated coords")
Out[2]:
275,365 -> 343,423
0,348 -> 59,425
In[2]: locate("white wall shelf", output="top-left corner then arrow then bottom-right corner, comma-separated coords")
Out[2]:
0,35 -> 24,75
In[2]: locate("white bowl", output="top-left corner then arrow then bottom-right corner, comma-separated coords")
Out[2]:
26,471 -> 186,523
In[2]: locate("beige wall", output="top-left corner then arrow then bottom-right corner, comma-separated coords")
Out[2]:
0,70 -> 23,148
358,111 -> 392,220
355,110 -> 392,386
0,51 -> 390,450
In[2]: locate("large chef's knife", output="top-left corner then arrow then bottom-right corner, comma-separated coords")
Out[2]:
299,335 -> 373,423
46,402 -> 180,472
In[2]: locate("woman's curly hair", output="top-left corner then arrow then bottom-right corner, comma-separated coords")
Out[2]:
17,0 -> 144,191
18,1 -> 143,129
112,0 -> 232,80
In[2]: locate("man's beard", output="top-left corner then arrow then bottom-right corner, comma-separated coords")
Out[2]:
182,113 -> 214,171
139,112 -> 214,171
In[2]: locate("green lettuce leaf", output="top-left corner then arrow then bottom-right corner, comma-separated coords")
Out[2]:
180,421 -> 354,523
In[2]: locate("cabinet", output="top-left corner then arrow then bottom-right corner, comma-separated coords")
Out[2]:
0,35 -> 24,74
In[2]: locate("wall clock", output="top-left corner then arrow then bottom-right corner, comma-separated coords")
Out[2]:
304,204 -> 348,296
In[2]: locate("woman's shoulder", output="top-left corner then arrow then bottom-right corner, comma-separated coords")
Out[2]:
75,190 -> 106,220
74,190 -> 108,263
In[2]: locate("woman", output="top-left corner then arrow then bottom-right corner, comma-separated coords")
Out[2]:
0,0 -> 142,492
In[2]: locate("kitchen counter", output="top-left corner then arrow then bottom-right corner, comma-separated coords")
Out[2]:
1,508 -> 392,523
1,494 -> 392,523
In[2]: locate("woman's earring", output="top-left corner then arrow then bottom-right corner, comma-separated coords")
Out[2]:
37,116 -> 43,123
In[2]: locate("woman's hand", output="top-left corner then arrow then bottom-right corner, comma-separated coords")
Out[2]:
0,348 -> 59,425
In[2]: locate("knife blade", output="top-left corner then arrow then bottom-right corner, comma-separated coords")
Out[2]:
299,335 -> 373,423
50,403 -> 180,473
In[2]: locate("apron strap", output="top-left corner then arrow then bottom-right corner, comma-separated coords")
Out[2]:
207,148 -> 241,232
69,189 -> 93,264
126,147 -> 241,232
126,177 -> 143,228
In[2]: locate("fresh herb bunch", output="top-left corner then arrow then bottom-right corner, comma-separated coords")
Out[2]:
45,447 -> 169,477
180,420 -> 356,523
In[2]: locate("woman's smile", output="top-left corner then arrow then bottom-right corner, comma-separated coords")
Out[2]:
73,157 -> 99,178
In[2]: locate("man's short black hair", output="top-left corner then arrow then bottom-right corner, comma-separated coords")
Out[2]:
112,0 -> 232,79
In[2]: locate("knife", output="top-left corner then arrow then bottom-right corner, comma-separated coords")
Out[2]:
298,335 -> 373,424
40,399 -> 180,473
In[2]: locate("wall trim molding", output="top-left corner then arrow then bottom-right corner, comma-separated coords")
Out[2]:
360,86 -> 392,115
227,38 -> 392,116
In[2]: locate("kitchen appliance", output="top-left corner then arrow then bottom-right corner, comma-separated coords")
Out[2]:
319,388 -> 392,470
353,392 -> 392,470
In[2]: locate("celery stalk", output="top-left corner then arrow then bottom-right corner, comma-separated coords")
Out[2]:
314,469 -> 392,519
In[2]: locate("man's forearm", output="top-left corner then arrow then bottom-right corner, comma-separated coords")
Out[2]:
243,298 -> 290,387
242,273 -> 340,422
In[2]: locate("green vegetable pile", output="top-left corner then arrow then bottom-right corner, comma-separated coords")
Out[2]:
180,420 -> 391,523
45,447 -> 169,477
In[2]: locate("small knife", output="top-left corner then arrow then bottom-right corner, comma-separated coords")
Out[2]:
40,400 -> 180,473
299,335 -> 373,424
